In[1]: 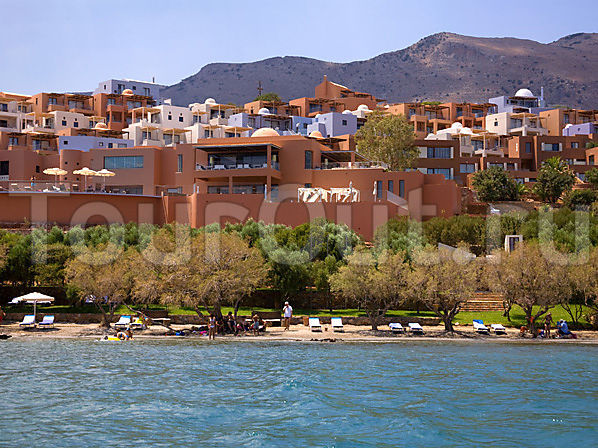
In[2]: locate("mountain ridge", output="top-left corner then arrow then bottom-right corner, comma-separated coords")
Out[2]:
162,32 -> 598,108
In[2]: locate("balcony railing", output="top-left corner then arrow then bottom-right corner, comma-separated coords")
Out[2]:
0,180 -> 148,195
196,162 -> 279,171
317,161 -> 388,170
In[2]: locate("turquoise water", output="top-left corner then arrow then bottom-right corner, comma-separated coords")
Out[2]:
1,339 -> 598,447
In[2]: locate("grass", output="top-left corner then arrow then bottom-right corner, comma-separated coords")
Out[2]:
6,303 -> 592,328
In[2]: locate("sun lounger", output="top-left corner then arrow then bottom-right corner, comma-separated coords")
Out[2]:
130,317 -> 146,330
331,317 -> 344,332
389,323 -> 405,334
473,319 -> 490,334
491,323 -> 506,335
309,317 -> 322,332
114,315 -> 131,329
408,323 -> 424,334
19,315 -> 36,328
38,315 -> 54,329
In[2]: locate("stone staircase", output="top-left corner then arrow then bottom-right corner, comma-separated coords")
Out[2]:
461,292 -> 504,312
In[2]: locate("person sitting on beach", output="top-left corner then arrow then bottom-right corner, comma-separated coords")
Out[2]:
125,327 -> 133,340
557,320 -> 576,339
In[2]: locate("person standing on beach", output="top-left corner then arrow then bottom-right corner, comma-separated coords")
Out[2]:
283,301 -> 293,331
208,314 -> 216,340
544,313 -> 553,338
0,306 -> 5,324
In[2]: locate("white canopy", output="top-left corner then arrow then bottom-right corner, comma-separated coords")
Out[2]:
10,292 -> 55,319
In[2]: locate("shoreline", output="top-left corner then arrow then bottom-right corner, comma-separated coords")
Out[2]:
2,322 -> 598,344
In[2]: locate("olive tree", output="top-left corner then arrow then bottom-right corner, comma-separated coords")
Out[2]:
488,242 -> 570,335
330,249 -> 409,330
408,246 -> 479,332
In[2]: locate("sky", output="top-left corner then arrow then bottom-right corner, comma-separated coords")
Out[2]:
1,0 -> 596,94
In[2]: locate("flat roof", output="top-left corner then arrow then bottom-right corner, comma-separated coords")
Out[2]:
195,143 -> 281,151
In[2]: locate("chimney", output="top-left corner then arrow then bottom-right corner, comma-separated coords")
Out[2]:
152,76 -> 155,83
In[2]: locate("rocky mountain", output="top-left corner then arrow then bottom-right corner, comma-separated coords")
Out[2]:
162,32 -> 598,108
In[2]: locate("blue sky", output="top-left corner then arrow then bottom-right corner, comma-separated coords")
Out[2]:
1,0 -> 596,94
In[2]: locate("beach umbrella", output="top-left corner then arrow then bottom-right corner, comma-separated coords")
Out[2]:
73,167 -> 97,190
94,168 -> 115,190
42,167 -> 67,186
10,292 -> 55,320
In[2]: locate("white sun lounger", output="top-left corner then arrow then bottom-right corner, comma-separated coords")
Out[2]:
491,323 -> 506,335
309,317 -> 322,332
114,315 -> 131,329
19,315 -> 36,328
408,323 -> 424,334
473,320 -> 490,334
331,317 -> 344,332
38,315 -> 55,329
389,323 -> 405,334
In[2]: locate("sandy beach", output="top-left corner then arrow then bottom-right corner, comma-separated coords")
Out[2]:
2,321 -> 598,343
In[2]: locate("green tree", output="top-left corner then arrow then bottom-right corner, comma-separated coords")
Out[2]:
563,189 -> 597,210
471,166 -> 519,202
355,110 -> 418,170
534,157 -> 575,203
584,168 -> 598,189
254,92 -> 281,102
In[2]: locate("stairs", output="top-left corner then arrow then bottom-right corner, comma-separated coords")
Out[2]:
461,292 -> 504,312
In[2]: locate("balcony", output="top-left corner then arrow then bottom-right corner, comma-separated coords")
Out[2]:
196,162 -> 279,171
316,161 -> 388,170
47,104 -> 67,112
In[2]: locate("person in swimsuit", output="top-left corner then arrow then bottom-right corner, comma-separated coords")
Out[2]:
208,314 -> 216,340
252,313 -> 260,336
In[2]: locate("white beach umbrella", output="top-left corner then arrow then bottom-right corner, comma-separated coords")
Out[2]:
42,167 -> 67,186
73,167 -> 97,190
95,169 -> 115,190
10,292 -> 55,319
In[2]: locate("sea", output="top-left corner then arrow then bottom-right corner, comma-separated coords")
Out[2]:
1,339 -> 597,447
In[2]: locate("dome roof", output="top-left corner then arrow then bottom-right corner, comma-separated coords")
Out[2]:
94,122 -> 108,130
258,107 -> 270,115
251,127 -> 280,137
514,88 -> 534,98
342,109 -> 353,114
451,122 -> 463,129
309,130 -> 324,138
122,89 -> 134,95
460,127 -> 473,135
357,104 -> 370,111
204,98 -> 216,105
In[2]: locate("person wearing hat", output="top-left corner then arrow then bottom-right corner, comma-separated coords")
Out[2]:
283,301 -> 293,331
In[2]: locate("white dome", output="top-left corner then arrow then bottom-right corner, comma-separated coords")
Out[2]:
565,124 -> 573,129
258,107 -> 270,115
189,102 -> 200,108
204,98 -> 216,105
357,104 -> 370,111
251,127 -> 280,137
460,127 -> 473,135
451,122 -> 463,129
342,110 -> 353,114
315,114 -> 321,119
515,88 -> 534,98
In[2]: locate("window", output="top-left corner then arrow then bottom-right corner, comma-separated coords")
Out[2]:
117,143 -> 127,148
204,130 -> 211,138
32,140 -> 41,150
376,180 -> 383,199
388,180 -> 394,193
0,103 -> 7,112
108,143 -> 113,148
104,155 -> 144,169
61,119 -> 67,126
207,185 -> 229,194
460,163 -> 476,173
48,97 -> 57,105
132,86 -> 136,91
427,168 -> 452,179
98,142 -> 104,147
342,119 -> 347,126
36,165 -> 40,173
107,98 -> 116,105
456,107 -> 463,116
0,120 -> 7,128
168,114 -> 172,121
494,121 -> 498,127
426,147 -> 451,159
63,140 -> 68,145
571,142 -> 579,149
590,155 -> 595,165
525,142 -> 532,153
179,116 -> 184,122
304,150 -> 313,169
177,154 -> 183,172
564,114 -> 570,124
73,121 -> 78,128
0,161 -> 9,176
399,180 -> 405,198
543,143 -> 560,152
144,88 -> 150,96
8,137 -> 18,146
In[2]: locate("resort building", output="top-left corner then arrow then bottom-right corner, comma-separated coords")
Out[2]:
539,108 -> 598,136
484,111 -> 548,137
92,78 -> 165,102
489,88 -> 547,114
